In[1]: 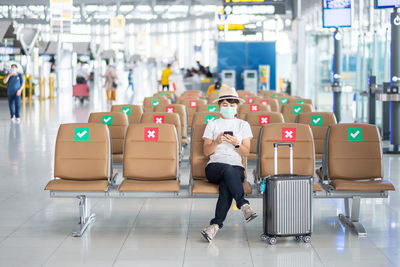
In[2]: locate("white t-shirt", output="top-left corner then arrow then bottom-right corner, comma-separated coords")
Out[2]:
202,118 -> 253,167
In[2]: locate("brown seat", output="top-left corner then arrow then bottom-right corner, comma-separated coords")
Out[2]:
179,99 -> 207,133
259,91 -> 287,97
244,112 -> 284,160
181,90 -> 202,98
154,104 -> 188,145
319,123 -> 395,192
153,91 -> 175,100
88,112 -> 128,162
237,90 -> 256,98
143,96 -> 170,113
192,112 -> 222,127
238,103 -> 271,120
207,92 -> 219,104
256,123 -> 320,192
296,112 -> 337,159
45,123 -> 112,192
190,124 -> 252,195
289,98 -> 313,106
110,104 -> 143,124
281,103 -> 313,123
120,123 -> 179,192
253,97 -> 279,112
140,112 -> 182,155
198,104 -> 220,112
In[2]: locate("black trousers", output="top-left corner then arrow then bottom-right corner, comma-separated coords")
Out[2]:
205,163 -> 249,228
162,85 -> 169,91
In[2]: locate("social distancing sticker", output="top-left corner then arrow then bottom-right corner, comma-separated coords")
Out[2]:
74,127 -> 89,141
280,97 -> 288,105
259,115 -> 270,126
205,114 -> 217,124
121,106 -> 131,116
189,100 -> 198,108
165,106 -> 175,113
292,105 -> 303,115
282,127 -> 296,142
208,106 -> 217,112
144,127 -> 159,141
102,115 -> 113,125
261,100 -> 269,105
153,115 -> 165,124
272,94 -> 278,98
247,97 -> 254,104
152,100 -> 160,107
250,104 -> 259,112
297,100 -> 305,104
348,127 -> 363,142
311,115 -> 323,126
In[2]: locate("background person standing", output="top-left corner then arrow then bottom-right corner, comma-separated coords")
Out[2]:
161,63 -> 173,91
3,64 -> 24,123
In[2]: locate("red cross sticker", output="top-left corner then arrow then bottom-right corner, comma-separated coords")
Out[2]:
261,100 -> 269,105
282,127 -> 296,142
153,115 -> 165,124
250,104 -> 259,112
189,100 -> 198,108
165,106 -> 175,113
247,97 -> 254,104
144,127 -> 159,141
244,94 -> 249,97
259,115 -> 270,126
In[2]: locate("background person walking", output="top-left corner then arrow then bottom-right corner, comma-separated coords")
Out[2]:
3,64 -> 24,123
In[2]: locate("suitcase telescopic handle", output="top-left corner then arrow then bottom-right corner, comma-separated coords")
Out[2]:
273,143 -> 293,175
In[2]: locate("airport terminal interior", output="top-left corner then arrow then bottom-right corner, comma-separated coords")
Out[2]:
1,0 -> 400,266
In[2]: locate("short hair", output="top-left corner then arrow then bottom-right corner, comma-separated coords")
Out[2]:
11,64 -> 17,68
167,64 -> 171,68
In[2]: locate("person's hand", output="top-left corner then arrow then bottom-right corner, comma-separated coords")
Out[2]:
16,89 -> 22,96
214,132 -> 225,145
223,133 -> 239,146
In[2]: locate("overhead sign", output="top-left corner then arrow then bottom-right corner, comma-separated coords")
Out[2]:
224,0 -> 284,5
323,0 -> 352,28
50,0 -> 72,33
223,0 -> 286,14
218,24 -> 245,31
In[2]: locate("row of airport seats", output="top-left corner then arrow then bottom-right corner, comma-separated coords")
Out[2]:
45,89 -> 395,237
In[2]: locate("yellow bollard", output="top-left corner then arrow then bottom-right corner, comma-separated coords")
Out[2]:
28,75 -> 33,102
22,76 -> 26,103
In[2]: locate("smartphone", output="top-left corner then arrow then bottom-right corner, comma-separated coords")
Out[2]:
224,131 -> 233,136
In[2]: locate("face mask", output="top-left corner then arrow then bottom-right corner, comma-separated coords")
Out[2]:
10,68 -> 17,73
220,106 -> 237,119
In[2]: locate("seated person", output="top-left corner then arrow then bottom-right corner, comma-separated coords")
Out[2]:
201,86 -> 258,242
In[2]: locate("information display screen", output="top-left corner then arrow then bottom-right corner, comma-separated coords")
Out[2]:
375,0 -> 400,8
323,0 -> 352,28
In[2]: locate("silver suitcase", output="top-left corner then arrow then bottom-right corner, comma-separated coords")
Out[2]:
261,143 -> 313,245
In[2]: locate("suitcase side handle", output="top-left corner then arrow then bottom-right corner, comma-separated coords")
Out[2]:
273,143 -> 293,175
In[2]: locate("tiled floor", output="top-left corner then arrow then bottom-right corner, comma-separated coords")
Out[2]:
0,69 -> 399,266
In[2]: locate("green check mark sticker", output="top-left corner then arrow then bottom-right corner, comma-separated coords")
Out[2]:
74,127 -> 89,141
272,94 -> 278,98
348,127 -> 363,141
102,115 -> 113,125
152,100 -> 160,107
297,100 -> 305,104
311,115 -> 323,126
160,93 -> 166,96
205,114 -> 217,124
121,106 -> 131,116
292,105 -> 302,114
280,97 -> 288,105
208,106 -> 217,112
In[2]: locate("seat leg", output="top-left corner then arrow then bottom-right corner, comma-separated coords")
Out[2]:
72,196 -> 95,237
338,196 -> 367,237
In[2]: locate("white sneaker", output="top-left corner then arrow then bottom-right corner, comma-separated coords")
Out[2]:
241,204 -> 258,223
201,224 -> 219,242
15,118 -> 21,123
10,117 -> 15,122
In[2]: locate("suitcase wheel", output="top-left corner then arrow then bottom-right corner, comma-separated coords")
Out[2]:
267,236 -> 276,245
295,236 -> 302,242
260,234 -> 268,241
302,235 -> 311,243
